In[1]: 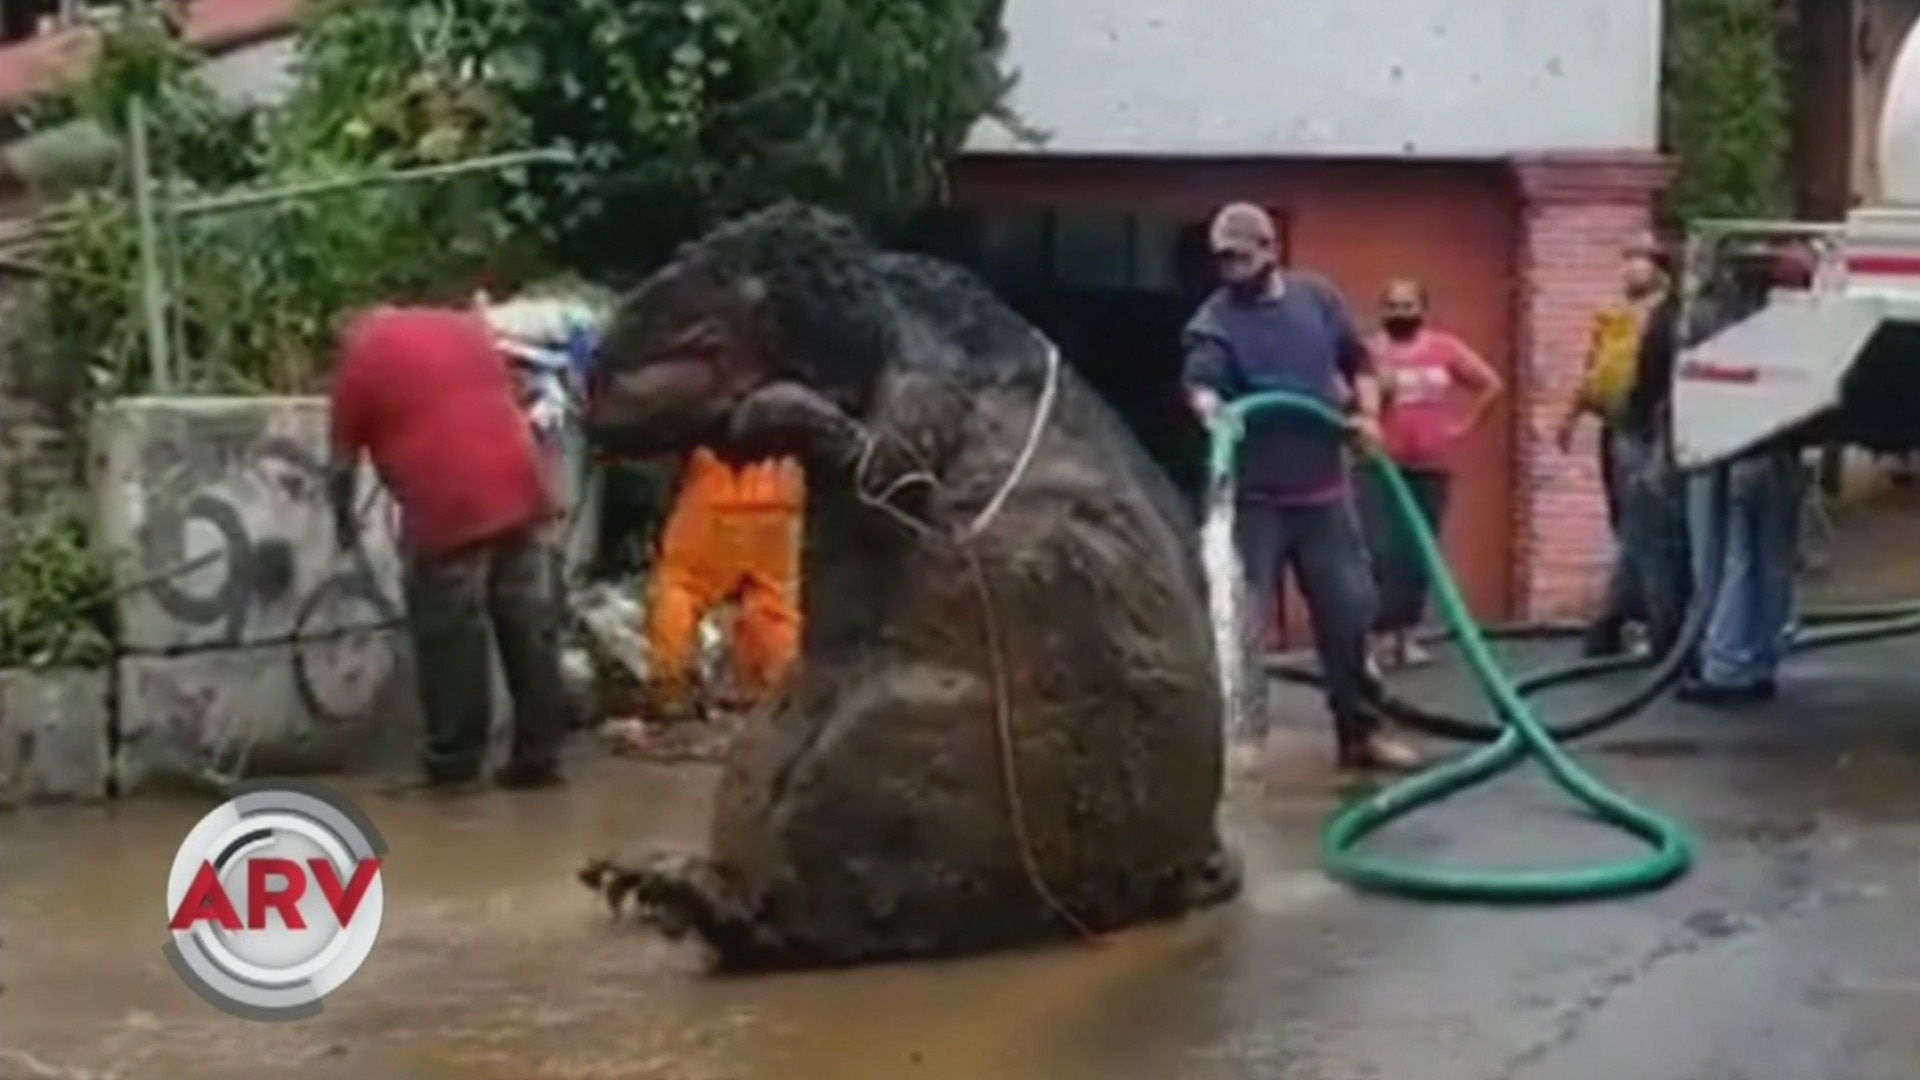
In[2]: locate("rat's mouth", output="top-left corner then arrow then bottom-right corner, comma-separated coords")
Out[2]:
583,353 -> 769,457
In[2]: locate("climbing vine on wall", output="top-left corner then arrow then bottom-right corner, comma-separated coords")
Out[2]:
1660,0 -> 1793,224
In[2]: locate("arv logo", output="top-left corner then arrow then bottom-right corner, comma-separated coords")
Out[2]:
162,780 -> 389,1021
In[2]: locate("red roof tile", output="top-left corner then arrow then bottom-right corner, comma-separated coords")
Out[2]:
0,0 -> 301,112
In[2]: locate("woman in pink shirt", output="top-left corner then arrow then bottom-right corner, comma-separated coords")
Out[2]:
1361,279 -> 1505,669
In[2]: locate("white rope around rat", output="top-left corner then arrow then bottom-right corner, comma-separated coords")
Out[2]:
962,341 -> 1061,539
845,336 -> 1095,940
851,339 -> 1062,541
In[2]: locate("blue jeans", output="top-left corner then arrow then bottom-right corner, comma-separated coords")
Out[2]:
1601,430 -> 1690,655
1685,453 -> 1803,688
1235,497 -> 1378,747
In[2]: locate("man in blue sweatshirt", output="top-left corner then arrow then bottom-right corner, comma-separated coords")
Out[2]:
1183,202 -> 1419,773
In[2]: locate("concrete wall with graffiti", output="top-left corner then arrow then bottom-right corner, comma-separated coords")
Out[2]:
21,365 -> 594,800
91,397 -> 432,791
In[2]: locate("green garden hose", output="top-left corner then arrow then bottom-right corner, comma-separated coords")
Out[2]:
1208,390 -> 1692,901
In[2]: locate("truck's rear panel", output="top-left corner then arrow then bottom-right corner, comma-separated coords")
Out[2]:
1668,217 -> 1920,468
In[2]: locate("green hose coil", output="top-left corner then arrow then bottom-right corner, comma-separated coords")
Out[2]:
1209,389 -> 1693,902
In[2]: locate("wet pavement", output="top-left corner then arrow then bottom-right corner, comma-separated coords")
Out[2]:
11,518 -> 1920,1077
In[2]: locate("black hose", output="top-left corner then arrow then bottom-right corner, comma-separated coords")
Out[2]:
1261,465 -> 1920,744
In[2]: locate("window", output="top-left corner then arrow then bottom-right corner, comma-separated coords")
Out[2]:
1132,217 -> 1182,293
1050,211 -> 1132,290
975,209 -> 1050,291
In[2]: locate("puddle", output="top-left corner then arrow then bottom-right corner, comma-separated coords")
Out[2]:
0,758 -> 1336,1080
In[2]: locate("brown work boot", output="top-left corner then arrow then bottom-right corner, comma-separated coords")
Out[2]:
1338,733 -> 1424,773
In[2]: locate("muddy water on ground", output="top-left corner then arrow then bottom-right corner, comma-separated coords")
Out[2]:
17,486 -> 1920,1080
0,754 -> 1341,1080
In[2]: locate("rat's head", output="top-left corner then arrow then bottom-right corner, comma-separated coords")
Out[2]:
585,203 -> 898,457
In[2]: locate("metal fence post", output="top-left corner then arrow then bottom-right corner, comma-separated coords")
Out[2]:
127,97 -> 173,392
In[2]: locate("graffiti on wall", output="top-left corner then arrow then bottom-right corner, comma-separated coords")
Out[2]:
144,440 -> 389,632
110,413 -> 410,769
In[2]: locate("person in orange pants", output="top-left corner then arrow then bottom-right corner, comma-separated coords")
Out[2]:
645,448 -> 804,718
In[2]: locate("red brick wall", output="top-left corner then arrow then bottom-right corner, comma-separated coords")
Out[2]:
1508,152 -> 1673,618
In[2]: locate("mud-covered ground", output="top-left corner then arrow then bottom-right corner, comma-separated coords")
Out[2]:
8,492 -> 1920,1079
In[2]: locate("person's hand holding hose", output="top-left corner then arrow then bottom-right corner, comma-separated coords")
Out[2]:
1192,388 -> 1241,442
1346,412 -> 1384,453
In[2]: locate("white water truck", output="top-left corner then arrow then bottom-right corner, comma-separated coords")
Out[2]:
1673,21 -> 1920,468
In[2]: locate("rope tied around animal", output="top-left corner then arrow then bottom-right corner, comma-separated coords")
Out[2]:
844,339 -> 1099,940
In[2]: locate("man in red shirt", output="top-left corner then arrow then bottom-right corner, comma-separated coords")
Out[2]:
329,305 -> 569,793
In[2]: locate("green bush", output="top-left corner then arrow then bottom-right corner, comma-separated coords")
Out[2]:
0,506 -> 114,670
298,0 -> 1022,278
1661,0 -> 1791,225
34,0 -> 1019,398
35,4 -> 522,399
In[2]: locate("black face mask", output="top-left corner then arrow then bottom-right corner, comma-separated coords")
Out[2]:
1224,268 -> 1272,300
1381,316 -> 1423,341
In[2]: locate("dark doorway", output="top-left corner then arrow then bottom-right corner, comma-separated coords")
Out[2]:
903,206 -> 1289,501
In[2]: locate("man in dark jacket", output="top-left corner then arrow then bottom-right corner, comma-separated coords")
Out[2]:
1562,236 -> 1691,664
1182,202 -> 1417,773
1610,262 -> 1692,662
1556,235 -> 1675,657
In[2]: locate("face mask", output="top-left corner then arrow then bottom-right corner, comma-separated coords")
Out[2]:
1381,316 -> 1422,341
1227,276 -> 1268,300
1219,254 -> 1272,298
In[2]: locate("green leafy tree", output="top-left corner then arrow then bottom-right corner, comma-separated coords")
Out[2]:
35,0 -> 1019,399
297,0 -> 1022,277
1661,0 -> 1791,224
0,504 -> 114,669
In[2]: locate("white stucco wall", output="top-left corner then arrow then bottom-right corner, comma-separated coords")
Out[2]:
968,0 -> 1662,158
197,35 -> 298,108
